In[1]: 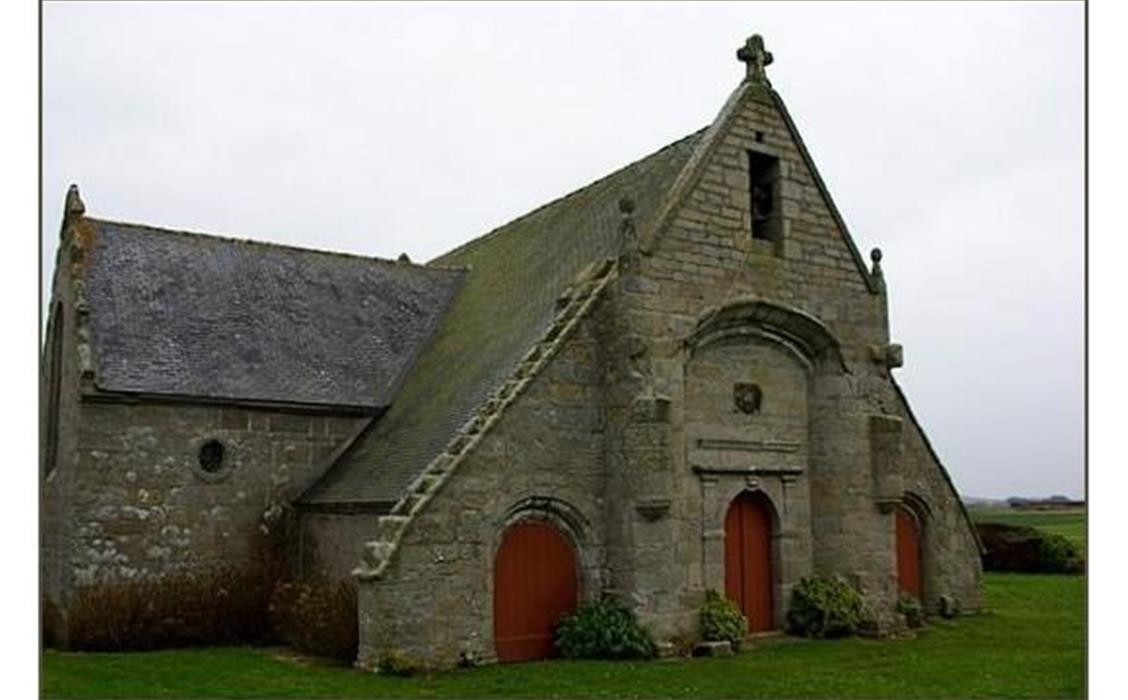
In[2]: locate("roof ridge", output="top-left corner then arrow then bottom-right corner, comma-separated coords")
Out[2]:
428,128 -> 708,266
86,216 -> 467,275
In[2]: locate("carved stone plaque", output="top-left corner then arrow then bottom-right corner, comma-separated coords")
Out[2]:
733,383 -> 763,414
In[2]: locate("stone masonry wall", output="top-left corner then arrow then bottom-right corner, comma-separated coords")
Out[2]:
616,82 -> 980,628
644,87 -> 887,362
60,400 -> 363,592
623,83 -> 895,627
41,221 -> 96,627
806,370 -> 902,622
298,512 -> 382,581
357,309 -> 608,669
682,337 -> 815,631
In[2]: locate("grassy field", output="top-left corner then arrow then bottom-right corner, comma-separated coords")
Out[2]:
967,507 -> 1086,547
41,571 -> 1085,699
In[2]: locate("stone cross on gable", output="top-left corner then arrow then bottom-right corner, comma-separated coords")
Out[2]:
737,34 -> 773,85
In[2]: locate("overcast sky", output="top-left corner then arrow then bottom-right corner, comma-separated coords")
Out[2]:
41,1 -> 1084,500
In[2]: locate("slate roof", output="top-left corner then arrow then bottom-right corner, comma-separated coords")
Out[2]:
302,130 -> 704,506
80,219 -> 465,409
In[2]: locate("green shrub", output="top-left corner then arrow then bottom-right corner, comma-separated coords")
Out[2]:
377,648 -> 419,677
785,576 -> 868,639
66,567 -> 272,651
555,598 -> 656,660
699,590 -> 747,645
1038,533 -> 1085,574
269,579 -> 358,663
896,595 -> 924,629
976,523 -> 1084,574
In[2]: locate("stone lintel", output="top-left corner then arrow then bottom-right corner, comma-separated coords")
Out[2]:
695,437 -> 801,453
691,465 -> 803,478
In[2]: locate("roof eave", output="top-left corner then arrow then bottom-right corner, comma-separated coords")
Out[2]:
81,387 -> 383,416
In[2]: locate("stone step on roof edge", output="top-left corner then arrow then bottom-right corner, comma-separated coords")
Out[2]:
352,257 -> 619,582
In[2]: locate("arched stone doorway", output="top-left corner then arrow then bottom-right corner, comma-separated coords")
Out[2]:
493,519 -> 579,662
895,505 -> 923,599
724,491 -> 776,633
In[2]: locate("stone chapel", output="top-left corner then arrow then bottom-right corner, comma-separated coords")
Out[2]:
41,34 -> 982,668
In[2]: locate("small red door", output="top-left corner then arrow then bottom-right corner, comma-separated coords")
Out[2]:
724,492 -> 774,633
895,506 -> 922,598
493,520 -> 578,662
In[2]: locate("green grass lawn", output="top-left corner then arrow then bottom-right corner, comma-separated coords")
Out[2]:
41,572 -> 1085,699
968,507 -> 1086,548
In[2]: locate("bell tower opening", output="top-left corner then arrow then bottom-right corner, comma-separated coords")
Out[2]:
748,150 -> 781,245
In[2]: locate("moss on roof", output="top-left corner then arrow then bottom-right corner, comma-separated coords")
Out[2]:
303,130 -> 704,505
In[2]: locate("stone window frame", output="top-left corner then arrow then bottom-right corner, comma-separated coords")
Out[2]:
191,436 -> 235,483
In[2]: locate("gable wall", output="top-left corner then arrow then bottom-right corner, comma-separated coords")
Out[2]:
357,307 -> 609,669
615,84 -> 895,626
610,83 -> 978,627
644,86 -> 886,361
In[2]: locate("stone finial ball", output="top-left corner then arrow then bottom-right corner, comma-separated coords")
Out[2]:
870,247 -> 883,263
618,197 -> 636,215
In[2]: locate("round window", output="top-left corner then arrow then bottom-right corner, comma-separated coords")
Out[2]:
198,440 -> 226,473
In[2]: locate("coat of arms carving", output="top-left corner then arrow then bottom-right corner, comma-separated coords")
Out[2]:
734,383 -> 763,414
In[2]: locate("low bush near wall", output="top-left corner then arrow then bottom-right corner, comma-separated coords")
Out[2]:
785,576 -> 868,639
699,590 -> 747,646
376,648 -> 421,677
975,523 -> 1084,574
555,598 -> 656,660
268,579 -> 358,663
896,595 -> 925,629
66,567 -> 272,651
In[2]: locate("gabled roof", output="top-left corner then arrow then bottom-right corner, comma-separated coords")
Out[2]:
78,218 -> 465,409
301,130 -> 704,506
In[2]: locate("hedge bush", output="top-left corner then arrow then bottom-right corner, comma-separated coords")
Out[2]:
975,523 -> 1084,574
896,595 -> 925,629
699,590 -> 747,645
65,567 -> 272,651
785,576 -> 868,639
555,598 -> 656,660
268,578 -> 358,663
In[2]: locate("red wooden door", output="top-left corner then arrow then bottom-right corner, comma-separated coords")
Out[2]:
895,506 -> 922,598
493,520 -> 578,662
724,492 -> 774,633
